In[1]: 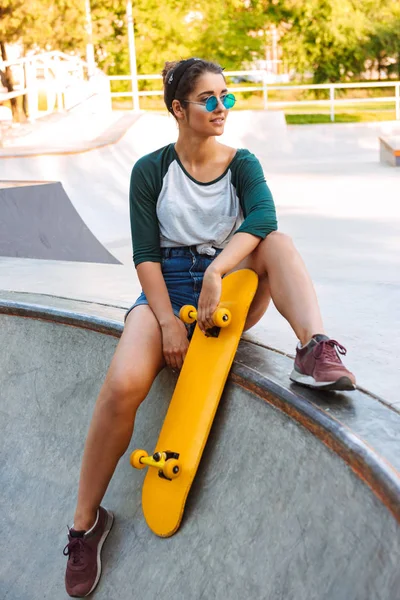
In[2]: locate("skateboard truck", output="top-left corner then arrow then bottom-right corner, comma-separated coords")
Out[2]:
131,449 -> 181,481
180,305 -> 232,337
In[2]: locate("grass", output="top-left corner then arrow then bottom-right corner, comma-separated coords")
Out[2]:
285,112 -> 395,124
285,111 -> 396,124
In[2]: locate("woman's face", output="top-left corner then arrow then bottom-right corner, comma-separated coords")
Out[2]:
178,72 -> 230,136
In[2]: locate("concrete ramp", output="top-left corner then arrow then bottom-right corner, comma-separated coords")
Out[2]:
1,298 -> 399,600
0,181 -> 121,264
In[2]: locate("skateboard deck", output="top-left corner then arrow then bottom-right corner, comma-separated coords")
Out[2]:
131,268 -> 258,537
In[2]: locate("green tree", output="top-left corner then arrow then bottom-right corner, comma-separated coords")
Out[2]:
90,0 -> 194,76
2,0 -> 399,114
189,0 -> 284,69
281,0 -> 370,82
43,0 -> 86,53
364,0 -> 400,79
90,0 -> 127,75
90,0 -> 284,77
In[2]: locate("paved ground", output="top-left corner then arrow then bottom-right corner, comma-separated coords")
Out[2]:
1,111 -> 399,599
0,111 -> 399,403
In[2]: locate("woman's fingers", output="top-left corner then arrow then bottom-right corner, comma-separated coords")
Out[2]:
169,354 -> 177,370
197,308 -> 207,333
198,302 -> 217,333
165,351 -> 182,370
197,305 -> 205,332
203,311 -> 215,331
163,316 -> 189,369
197,269 -> 222,333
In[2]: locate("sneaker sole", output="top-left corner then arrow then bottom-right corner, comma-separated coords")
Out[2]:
79,509 -> 114,598
290,371 -> 356,392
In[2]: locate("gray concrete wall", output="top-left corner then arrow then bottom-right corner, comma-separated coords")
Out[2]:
1,315 -> 399,600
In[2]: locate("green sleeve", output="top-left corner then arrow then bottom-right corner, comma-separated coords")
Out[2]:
233,151 -> 278,239
129,157 -> 161,267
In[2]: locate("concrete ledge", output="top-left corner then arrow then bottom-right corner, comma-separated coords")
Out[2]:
379,135 -> 400,166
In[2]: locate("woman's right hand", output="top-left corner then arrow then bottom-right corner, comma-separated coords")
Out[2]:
160,316 -> 189,371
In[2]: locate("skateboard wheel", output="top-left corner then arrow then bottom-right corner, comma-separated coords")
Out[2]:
212,307 -> 231,328
130,449 -> 148,470
180,305 -> 197,324
163,459 -> 181,480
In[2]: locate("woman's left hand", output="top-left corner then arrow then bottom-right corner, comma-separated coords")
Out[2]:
197,267 -> 222,334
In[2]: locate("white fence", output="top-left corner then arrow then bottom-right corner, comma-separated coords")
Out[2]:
0,51 -> 109,122
109,71 -> 400,122
1,55 -> 399,123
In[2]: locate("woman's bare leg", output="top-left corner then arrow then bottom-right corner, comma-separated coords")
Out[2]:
232,231 -> 355,390
73,305 -> 164,531
232,231 -> 325,343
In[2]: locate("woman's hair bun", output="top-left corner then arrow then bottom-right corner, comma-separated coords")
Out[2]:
162,62 -> 180,85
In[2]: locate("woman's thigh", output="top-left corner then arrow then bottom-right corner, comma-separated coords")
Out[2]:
104,305 -> 165,404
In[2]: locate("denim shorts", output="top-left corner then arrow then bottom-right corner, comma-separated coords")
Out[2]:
125,246 -> 223,335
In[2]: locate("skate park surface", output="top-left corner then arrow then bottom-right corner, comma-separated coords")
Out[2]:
0,108 -> 399,599
0,110 -> 399,403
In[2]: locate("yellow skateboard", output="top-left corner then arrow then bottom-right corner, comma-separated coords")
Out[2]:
130,268 -> 258,537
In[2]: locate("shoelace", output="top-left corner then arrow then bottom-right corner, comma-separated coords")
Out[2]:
63,537 -> 86,566
313,339 -> 347,363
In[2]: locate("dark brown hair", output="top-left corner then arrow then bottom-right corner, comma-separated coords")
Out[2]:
162,58 -> 224,116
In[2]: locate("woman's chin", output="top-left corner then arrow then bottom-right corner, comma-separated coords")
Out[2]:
210,125 -> 225,137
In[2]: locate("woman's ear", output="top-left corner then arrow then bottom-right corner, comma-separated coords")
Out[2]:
172,99 -> 185,120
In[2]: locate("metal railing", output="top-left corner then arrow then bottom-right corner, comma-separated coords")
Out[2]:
0,51 -> 108,122
109,71 -> 400,121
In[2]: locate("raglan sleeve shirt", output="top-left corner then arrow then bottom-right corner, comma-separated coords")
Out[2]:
231,150 -> 278,239
129,155 -> 162,267
130,145 -> 278,268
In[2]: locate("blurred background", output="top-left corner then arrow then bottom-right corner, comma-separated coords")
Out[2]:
1,0 -> 400,125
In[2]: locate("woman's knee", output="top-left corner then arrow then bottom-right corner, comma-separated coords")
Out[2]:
264,231 -> 294,249
99,367 -> 153,419
258,231 -> 296,266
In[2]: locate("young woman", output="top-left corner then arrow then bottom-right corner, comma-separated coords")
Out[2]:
63,57 -> 356,597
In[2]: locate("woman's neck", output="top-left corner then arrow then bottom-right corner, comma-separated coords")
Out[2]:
174,135 -> 220,167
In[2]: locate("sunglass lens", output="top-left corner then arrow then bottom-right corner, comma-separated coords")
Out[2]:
223,94 -> 236,109
205,96 -> 218,111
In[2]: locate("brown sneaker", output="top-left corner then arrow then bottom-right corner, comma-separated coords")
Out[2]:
290,334 -> 356,391
63,506 -> 114,598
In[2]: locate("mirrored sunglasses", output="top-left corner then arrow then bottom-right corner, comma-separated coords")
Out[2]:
184,93 -> 236,112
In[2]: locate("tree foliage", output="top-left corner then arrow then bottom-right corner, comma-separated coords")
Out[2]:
0,0 -> 85,53
364,0 -> 400,79
1,0 -> 400,83
281,0 -> 370,82
189,0 -> 284,69
281,0 -> 400,82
